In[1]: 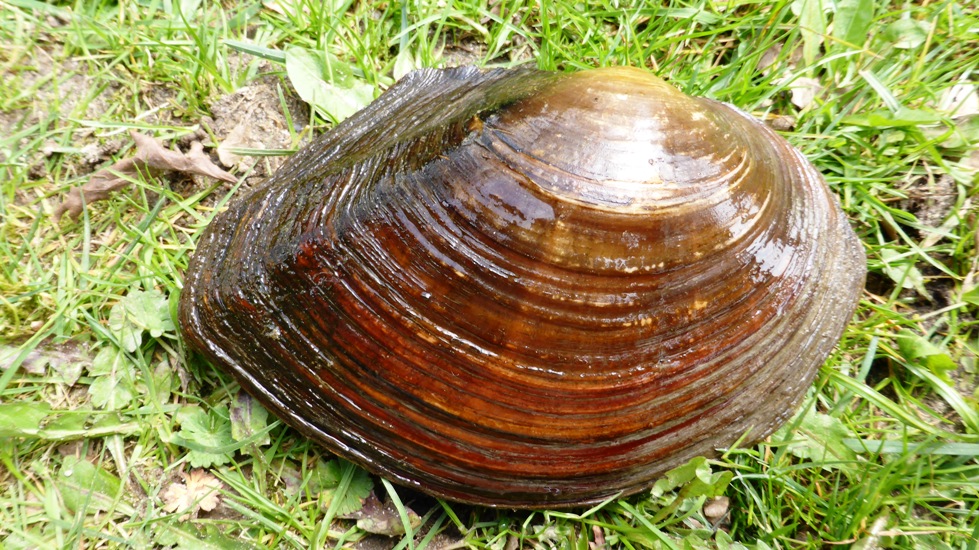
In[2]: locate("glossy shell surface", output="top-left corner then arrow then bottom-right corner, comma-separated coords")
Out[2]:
179,66 -> 866,508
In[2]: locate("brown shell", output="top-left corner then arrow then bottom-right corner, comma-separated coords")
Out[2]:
178,66 -> 866,508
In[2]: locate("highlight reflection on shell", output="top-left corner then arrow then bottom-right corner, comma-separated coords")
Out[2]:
179,66 -> 866,508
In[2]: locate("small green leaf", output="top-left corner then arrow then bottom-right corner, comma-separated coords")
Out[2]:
156,523 -> 265,550
651,456 -> 709,496
879,248 -> 928,296
0,401 -> 52,437
832,0 -> 873,46
779,408 -> 856,467
319,459 -> 374,516
796,0 -> 826,68
200,525 -> 265,550
39,412 -> 139,441
308,458 -> 342,492
896,330 -> 957,378
883,18 -> 931,49
229,391 -> 270,449
0,403 -> 138,440
173,405 -> 235,468
650,456 -> 731,500
57,455 -> 131,514
648,457 -> 732,524
88,346 -> 137,410
108,289 -> 175,352
962,285 -> 979,307
150,359 -> 175,404
284,47 -> 375,124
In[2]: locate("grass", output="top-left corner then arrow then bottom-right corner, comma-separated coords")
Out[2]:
1,0 -> 978,548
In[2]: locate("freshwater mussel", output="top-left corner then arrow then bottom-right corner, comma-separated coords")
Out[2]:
179,66 -> 866,508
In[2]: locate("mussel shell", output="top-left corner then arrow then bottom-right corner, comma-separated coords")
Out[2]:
179,66 -> 865,508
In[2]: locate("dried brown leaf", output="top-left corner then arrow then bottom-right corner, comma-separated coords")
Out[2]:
762,114 -> 797,132
789,77 -> 822,110
217,123 -> 264,170
757,42 -> 803,75
338,491 -> 422,536
161,469 -> 223,520
589,525 -> 606,550
0,339 -> 90,385
938,83 -> 979,117
703,495 -> 730,525
54,131 -> 235,221
962,149 -> 979,173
